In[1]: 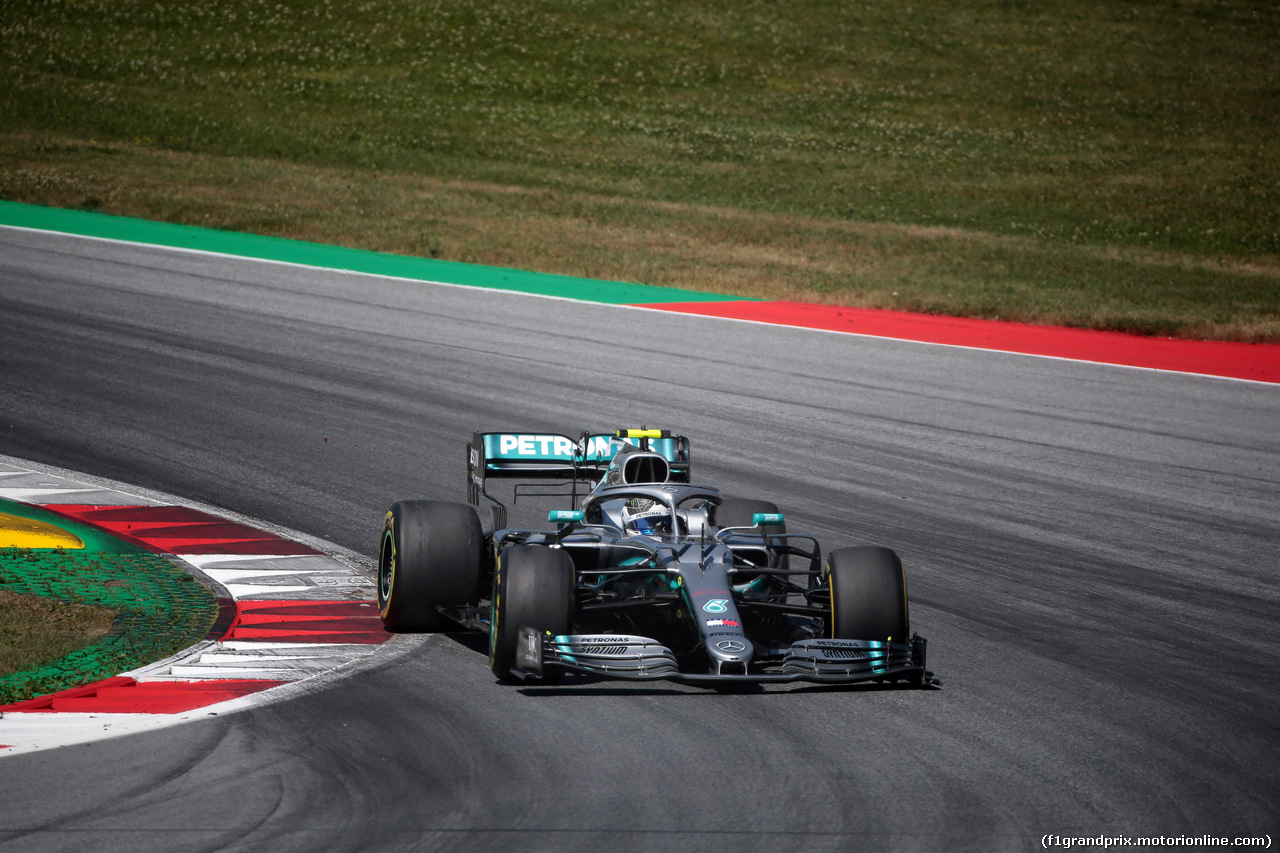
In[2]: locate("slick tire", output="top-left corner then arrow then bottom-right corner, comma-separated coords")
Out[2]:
378,500 -> 482,632
489,545 -> 573,681
715,498 -> 788,576
825,546 -> 909,643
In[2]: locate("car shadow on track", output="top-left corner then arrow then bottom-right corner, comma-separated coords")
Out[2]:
516,680 -> 940,697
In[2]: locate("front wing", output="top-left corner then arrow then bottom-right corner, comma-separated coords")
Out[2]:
514,628 -> 934,686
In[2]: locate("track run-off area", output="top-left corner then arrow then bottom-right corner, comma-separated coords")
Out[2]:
3,201 -> 1277,384
0,205 -> 1276,851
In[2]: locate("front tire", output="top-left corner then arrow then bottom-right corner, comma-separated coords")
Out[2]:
825,546 -> 909,642
378,500 -> 482,631
489,545 -> 573,680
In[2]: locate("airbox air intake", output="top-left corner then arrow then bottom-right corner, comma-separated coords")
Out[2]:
621,452 -> 670,484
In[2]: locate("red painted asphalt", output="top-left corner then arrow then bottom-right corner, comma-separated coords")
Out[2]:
228,600 -> 387,644
642,301 -> 1280,384
0,677 -> 287,714
43,504 -> 323,556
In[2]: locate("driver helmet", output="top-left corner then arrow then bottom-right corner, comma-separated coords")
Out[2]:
623,498 -> 672,536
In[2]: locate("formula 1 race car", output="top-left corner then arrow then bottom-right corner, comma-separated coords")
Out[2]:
377,429 -> 932,686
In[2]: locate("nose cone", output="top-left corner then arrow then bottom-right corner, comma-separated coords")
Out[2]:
708,636 -> 754,667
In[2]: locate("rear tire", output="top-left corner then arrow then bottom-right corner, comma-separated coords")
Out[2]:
825,546 -> 909,642
378,500 -> 482,631
489,545 -> 573,680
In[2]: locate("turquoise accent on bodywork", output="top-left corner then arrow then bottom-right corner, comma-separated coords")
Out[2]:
552,635 -> 579,665
752,512 -> 784,526
584,562 -> 656,591
483,433 -> 580,463
869,640 -> 886,674
549,510 -> 584,523
731,576 -> 768,594
481,432 -> 682,465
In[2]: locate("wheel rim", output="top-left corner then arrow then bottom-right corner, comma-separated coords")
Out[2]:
378,529 -> 395,605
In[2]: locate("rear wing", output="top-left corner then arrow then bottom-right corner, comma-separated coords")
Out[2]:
467,430 -> 690,524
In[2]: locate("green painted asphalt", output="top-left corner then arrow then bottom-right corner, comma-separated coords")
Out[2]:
0,201 -> 744,305
0,500 -> 218,705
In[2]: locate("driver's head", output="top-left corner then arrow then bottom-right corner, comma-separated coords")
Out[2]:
623,498 -> 671,536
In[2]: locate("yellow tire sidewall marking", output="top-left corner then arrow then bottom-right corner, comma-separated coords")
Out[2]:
378,510 -> 396,620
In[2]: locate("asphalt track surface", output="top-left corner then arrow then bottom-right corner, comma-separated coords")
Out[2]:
1,226 -> 1277,852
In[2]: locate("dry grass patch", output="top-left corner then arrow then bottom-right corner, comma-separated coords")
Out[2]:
0,590 -> 115,677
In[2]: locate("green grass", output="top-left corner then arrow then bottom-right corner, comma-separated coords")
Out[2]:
0,548 -> 217,704
2,0 -> 1277,339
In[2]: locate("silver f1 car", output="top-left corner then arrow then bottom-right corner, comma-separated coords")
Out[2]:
377,429 -> 932,686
